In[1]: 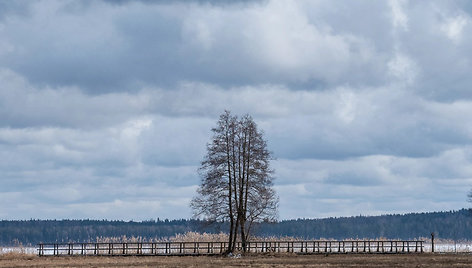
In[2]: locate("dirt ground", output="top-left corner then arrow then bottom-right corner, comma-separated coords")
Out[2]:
1,253 -> 472,268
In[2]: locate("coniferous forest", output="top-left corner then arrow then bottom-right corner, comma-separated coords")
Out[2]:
1,209 -> 471,246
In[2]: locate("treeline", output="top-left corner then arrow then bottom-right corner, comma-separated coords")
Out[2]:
0,219 -> 217,246
1,209 -> 471,246
257,209 -> 472,240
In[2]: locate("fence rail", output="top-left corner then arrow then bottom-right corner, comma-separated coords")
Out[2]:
37,240 -> 424,256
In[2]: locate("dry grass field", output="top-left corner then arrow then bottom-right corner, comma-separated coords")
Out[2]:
1,253 -> 472,268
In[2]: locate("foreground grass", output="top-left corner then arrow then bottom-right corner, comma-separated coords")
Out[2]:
1,253 -> 472,267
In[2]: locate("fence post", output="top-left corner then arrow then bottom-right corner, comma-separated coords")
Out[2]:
431,232 -> 435,253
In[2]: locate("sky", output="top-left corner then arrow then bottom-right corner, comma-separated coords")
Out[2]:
1,0 -> 472,221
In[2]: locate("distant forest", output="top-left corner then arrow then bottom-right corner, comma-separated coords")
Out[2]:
1,209 -> 471,246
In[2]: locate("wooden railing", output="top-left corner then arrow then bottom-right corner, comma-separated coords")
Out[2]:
37,240 -> 424,256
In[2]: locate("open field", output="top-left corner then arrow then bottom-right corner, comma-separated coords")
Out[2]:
2,253 -> 472,267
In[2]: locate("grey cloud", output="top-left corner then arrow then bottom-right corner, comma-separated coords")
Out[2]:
102,0 -> 264,6
385,1 -> 472,101
4,68 -> 471,161
2,0 -> 472,220
0,120 -> 202,219
274,153 -> 472,218
0,1 -> 31,21
0,69 -> 148,128
138,116 -> 212,167
265,87 -> 472,160
2,0 -> 472,100
0,0 -> 391,93
0,182 -> 197,220
324,173 -> 384,187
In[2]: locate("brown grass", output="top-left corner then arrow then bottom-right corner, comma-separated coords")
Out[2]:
93,231 -> 355,243
95,232 -> 230,243
1,253 -> 472,267
0,251 -> 36,261
94,232 -> 439,244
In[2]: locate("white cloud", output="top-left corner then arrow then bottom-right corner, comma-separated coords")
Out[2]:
335,90 -> 357,123
440,15 -> 469,43
388,52 -> 418,85
389,0 -> 409,31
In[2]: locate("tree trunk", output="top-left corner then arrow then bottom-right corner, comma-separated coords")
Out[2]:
241,133 -> 251,252
226,125 -> 234,254
227,216 -> 234,253
240,218 -> 247,252
232,213 -> 239,251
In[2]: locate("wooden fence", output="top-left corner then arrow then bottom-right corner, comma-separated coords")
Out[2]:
37,240 -> 424,256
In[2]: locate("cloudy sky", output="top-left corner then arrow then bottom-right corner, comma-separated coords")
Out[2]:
1,0 -> 472,220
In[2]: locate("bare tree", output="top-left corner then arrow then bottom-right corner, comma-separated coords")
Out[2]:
191,111 -> 278,253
